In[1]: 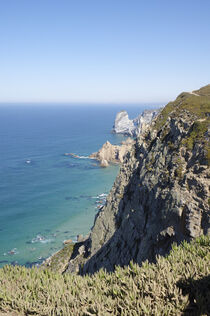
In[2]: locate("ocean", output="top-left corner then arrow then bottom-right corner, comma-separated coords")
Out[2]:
0,104 -> 161,267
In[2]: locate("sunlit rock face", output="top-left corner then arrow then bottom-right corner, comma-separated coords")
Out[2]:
112,111 -> 135,136
89,138 -> 135,167
133,109 -> 161,136
112,109 -> 160,136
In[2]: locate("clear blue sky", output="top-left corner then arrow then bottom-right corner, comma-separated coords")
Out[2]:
0,0 -> 209,103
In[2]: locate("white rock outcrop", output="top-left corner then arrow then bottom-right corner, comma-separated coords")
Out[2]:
112,109 -> 161,136
112,111 -> 135,135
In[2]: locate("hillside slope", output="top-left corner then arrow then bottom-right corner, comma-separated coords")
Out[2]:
64,85 -> 210,274
0,236 -> 209,315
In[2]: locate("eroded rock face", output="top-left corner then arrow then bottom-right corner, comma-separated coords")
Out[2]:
112,111 -> 135,135
65,100 -> 210,275
89,139 -> 134,167
133,109 -> 161,136
112,109 -> 160,136
80,112 -> 209,274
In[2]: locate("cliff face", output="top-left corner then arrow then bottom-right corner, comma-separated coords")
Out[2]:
89,139 -> 134,167
133,109 -> 161,136
112,111 -> 135,135
65,86 -> 210,275
112,109 -> 160,136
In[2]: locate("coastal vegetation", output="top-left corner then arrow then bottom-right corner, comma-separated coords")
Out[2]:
0,85 -> 209,315
153,85 -> 210,165
43,243 -> 75,274
0,236 -> 209,315
153,85 -> 210,129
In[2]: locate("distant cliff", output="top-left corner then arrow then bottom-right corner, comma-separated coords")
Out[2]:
88,108 -> 159,167
47,85 -> 210,275
112,109 -> 160,136
88,109 -> 159,167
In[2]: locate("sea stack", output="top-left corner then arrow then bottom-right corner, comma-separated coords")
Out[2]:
112,111 -> 135,135
112,109 -> 161,136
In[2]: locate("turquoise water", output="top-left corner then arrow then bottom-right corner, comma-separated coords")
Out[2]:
0,104 -> 159,267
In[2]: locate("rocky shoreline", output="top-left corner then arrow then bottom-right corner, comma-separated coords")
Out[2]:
89,138 -> 135,167
89,108 -> 160,167
44,86 -> 210,275
49,85 -> 210,275
65,108 -> 160,168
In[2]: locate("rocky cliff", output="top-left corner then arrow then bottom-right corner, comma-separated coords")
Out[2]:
112,109 -> 160,136
49,85 -> 210,275
112,111 -> 135,135
89,138 -> 134,167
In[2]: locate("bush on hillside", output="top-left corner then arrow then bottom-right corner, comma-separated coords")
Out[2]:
0,236 -> 209,315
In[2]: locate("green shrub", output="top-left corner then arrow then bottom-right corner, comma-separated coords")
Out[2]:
43,243 -> 75,273
182,120 -> 208,150
0,236 -> 209,315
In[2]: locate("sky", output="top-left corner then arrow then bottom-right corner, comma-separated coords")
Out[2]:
0,0 -> 209,104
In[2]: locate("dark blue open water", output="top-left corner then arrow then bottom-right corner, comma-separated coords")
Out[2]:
0,104 -> 161,267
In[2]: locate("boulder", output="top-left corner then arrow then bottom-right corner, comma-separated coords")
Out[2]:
63,239 -> 72,245
100,159 -> 109,167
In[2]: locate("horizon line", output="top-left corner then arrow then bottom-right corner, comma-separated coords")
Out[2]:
0,100 -> 168,106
